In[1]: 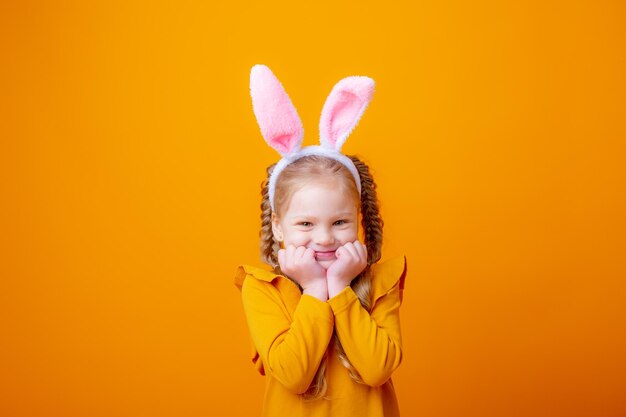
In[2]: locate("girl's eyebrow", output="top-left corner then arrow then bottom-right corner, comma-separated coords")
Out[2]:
290,212 -> 354,220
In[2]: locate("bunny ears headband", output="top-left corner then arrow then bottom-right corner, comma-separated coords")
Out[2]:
249,64 -> 375,212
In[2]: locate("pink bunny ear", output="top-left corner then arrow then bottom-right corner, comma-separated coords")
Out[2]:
249,64 -> 303,157
319,76 -> 375,151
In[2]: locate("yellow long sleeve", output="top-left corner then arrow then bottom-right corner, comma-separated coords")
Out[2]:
327,282 -> 403,387
241,277 -> 335,394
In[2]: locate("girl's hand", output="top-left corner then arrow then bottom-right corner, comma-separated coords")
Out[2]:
278,245 -> 328,301
326,240 -> 368,298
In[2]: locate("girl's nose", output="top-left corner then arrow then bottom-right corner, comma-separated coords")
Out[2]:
314,227 -> 335,245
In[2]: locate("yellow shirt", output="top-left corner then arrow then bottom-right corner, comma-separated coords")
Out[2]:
234,255 -> 407,417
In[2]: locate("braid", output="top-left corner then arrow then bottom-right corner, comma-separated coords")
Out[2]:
260,163 -> 280,268
351,154 -> 384,266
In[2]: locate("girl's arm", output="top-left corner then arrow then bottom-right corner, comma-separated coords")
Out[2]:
241,277 -> 335,394
327,259 -> 406,387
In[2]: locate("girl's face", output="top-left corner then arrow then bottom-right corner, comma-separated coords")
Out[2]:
272,179 -> 359,270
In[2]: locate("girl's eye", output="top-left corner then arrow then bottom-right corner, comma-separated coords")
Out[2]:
297,220 -> 348,227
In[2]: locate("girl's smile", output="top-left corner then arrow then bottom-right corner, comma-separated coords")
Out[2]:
314,250 -> 337,260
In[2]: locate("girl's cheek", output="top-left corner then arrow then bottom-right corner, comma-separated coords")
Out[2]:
340,228 -> 358,240
291,232 -> 309,246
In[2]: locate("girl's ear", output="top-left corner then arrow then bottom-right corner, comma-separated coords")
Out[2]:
250,64 -> 304,157
271,212 -> 283,242
319,75 -> 375,152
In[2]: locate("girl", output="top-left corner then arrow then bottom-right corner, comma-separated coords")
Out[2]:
234,64 -> 407,417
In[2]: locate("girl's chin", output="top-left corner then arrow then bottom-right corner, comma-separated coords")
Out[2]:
316,258 -> 336,270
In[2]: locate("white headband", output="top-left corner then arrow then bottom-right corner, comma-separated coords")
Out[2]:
249,64 -> 375,212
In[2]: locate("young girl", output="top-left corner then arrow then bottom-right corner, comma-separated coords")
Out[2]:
234,64 -> 407,417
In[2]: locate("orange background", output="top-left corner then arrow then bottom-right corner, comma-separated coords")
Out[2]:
1,1 -> 625,416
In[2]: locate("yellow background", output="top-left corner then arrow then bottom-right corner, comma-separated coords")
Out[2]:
2,1 -> 625,416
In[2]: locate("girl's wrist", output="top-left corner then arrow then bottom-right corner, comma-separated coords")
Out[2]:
327,281 -> 350,299
302,281 -> 328,301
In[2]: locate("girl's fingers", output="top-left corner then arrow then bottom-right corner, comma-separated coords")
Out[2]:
285,245 -> 296,267
342,242 -> 359,260
354,241 -> 367,260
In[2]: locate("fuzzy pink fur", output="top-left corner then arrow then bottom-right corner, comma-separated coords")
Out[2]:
319,76 -> 375,151
249,65 -> 303,156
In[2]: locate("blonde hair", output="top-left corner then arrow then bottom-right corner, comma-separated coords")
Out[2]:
259,154 -> 384,400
